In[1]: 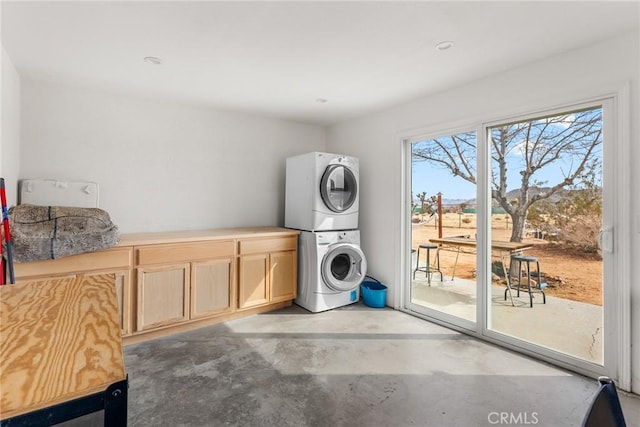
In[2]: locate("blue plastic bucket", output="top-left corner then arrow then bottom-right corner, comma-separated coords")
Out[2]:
361,280 -> 387,308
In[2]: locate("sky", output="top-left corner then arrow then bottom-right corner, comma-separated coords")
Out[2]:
412,161 -> 476,201
411,154 -> 602,201
411,108 -> 604,203
412,154 -> 604,204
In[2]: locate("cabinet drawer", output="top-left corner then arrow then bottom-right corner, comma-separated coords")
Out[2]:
14,247 -> 133,278
238,236 -> 297,255
136,240 -> 235,265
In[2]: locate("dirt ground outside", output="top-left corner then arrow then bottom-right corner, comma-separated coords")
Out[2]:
412,212 -> 602,306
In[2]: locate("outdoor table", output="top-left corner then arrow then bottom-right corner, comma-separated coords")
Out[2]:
0,274 -> 128,426
429,236 -> 533,306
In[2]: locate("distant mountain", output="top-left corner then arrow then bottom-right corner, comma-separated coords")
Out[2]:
442,198 -> 470,206
455,187 -> 566,207
417,186 -> 588,209
505,187 -> 565,203
413,197 -> 475,206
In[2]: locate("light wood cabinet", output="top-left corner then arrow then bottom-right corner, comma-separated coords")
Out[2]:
134,240 -> 235,332
238,253 -> 269,309
190,258 -> 233,319
13,247 -> 133,336
112,270 -> 131,336
135,240 -> 234,265
13,247 -> 132,277
238,236 -> 297,310
12,228 -> 297,343
81,269 -> 131,336
136,263 -> 190,331
270,250 -> 297,303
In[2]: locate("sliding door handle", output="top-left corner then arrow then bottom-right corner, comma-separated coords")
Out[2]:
598,228 -> 614,253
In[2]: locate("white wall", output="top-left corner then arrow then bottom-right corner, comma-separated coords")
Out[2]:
327,31 -> 640,391
20,79 -> 326,232
1,46 -> 21,206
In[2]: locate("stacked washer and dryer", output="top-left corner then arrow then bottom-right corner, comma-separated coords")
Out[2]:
285,152 -> 368,313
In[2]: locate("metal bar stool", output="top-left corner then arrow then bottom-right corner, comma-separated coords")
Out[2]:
507,254 -> 547,307
413,243 -> 443,285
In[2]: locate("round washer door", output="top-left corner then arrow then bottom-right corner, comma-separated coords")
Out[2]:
320,164 -> 357,213
321,243 -> 367,292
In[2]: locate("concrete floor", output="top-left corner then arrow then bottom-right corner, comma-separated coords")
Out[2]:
124,304 -> 639,427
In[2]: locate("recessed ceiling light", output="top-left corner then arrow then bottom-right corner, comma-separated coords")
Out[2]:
315,98 -> 328,104
143,56 -> 162,65
435,41 -> 454,51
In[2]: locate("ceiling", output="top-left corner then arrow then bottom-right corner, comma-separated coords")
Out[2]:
2,1 -> 638,126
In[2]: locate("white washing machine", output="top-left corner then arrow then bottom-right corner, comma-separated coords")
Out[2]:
295,230 -> 367,313
285,152 -> 359,232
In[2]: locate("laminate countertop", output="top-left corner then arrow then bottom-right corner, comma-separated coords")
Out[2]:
118,226 -> 300,246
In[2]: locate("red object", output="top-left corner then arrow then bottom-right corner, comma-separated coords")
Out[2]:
0,221 -> 4,285
0,178 -> 15,284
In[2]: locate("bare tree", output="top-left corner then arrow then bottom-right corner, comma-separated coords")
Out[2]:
416,191 -> 427,221
413,108 -> 602,242
415,191 -> 437,221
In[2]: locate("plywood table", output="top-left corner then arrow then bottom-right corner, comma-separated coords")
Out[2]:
0,274 -> 127,426
429,236 -> 533,306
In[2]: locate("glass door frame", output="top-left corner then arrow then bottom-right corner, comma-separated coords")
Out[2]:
402,122 -> 480,334
399,91 -> 631,388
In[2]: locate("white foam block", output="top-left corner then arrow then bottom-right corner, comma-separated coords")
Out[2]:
20,179 -> 99,208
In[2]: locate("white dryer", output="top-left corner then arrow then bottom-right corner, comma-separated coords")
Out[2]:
295,230 -> 367,313
285,152 -> 359,231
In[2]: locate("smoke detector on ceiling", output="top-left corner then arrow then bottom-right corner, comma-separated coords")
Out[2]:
143,56 -> 162,65
435,41 -> 454,51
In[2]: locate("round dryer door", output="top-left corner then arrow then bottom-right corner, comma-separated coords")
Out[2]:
320,164 -> 357,213
321,243 -> 367,292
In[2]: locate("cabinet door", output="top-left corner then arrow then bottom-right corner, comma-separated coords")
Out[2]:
19,271 -> 131,336
83,270 -> 131,336
270,250 -> 297,302
190,258 -> 233,319
238,254 -> 269,309
113,270 -> 132,336
137,264 -> 190,331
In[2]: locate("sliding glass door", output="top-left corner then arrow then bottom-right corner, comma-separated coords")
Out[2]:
404,98 -> 620,378
407,130 -> 478,327
485,105 -> 607,367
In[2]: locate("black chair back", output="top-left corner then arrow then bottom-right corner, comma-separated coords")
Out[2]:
582,376 -> 627,427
